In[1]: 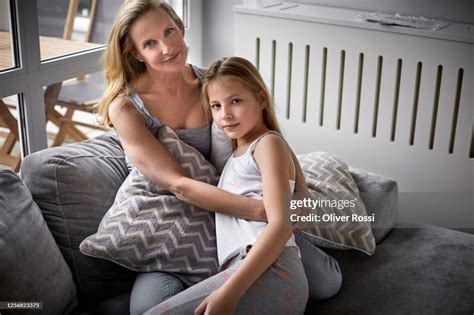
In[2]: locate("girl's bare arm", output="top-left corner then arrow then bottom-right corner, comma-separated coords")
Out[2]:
213,134 -> 295,300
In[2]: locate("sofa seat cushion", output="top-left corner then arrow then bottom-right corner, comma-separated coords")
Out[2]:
20,132 -> 137,308
0,169 -> 77,314
305,224 -> 474,314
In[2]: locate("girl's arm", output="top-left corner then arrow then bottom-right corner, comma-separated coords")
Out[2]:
109,96 -> 265,221
195,134 -> 295,314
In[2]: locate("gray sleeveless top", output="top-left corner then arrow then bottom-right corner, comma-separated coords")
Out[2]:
125,65 -> 211,170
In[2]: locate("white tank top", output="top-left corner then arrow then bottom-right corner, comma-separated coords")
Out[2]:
216,131 -> 297,265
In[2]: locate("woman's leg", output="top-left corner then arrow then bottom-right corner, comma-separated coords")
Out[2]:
295,232 -> 343,300
130,272 -> 186,315
145,246 -> 308,315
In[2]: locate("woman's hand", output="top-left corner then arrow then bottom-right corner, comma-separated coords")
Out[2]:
194,287 -> 239,315
247,198 -> 267,222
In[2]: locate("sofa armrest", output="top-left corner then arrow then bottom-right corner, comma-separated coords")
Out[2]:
20,131 -> 137,307
349,167 -> 398,244
0,170 -> 77,314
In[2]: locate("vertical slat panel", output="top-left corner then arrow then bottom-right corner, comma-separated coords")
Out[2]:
357,51 -> 379,137
339,49 -> 359,134
414,62 -> 438,150
377,57 -> 398,141
234,5 -> 473,229
288,41 -> 307,124
434,66 -> 458,153
452,67 -> 472,158
394,58 -> 418,145
323,47 -> 341,130
259,37 -> 274,103
305,43 -> 324,126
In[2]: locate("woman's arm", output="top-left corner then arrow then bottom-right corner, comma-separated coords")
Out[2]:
196,134 -> 295,314
290,149 -> 309,193
109,96 -> 265,221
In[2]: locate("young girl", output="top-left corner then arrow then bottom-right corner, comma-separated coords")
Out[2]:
145,57 -> 309,314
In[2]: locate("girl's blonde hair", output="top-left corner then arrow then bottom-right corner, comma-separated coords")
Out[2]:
202,57 -> 281,146
94,0 -> 184,127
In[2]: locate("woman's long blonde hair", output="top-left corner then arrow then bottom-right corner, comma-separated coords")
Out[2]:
94,0 -> 184,127
202,57 -> 281,147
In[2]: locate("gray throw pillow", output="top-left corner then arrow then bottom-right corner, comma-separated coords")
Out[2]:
297,152 -> 376,255
0,170 -> 77,314
80,126 -> 219,285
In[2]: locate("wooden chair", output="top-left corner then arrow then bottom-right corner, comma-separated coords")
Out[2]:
49,0 -> 125,145
41,0 -> 103,147
0,100 -> 21,171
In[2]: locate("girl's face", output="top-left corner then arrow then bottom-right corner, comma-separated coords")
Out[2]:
208,77 -> 267,141
129,9 -> 186,73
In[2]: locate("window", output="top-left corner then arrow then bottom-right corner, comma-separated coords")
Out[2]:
0,0 -> 201,171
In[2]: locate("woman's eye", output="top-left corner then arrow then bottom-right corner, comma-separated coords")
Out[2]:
165,28 -> 175,36
231,98 -> 241,104
144,40 -> 156,48
210,104 -> 221,110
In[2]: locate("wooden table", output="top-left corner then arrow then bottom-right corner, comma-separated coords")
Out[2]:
0,31 -> 101,68
0,31 -> 102,170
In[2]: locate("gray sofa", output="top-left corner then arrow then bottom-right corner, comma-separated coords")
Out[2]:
1,132 -> 473,315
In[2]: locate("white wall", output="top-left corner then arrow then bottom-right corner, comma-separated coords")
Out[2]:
202,0 -> 474,66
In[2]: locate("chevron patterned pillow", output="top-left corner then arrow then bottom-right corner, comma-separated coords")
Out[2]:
297,152 -> 376,255
80,126 -> 219,285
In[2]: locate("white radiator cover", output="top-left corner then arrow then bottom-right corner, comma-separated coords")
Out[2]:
234,3 -> 473,228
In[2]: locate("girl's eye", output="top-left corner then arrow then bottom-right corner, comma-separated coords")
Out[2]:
143,40 -> 156,48
210,104 -> 221,110
165,28 -> 175,36
231,98 -> 242,104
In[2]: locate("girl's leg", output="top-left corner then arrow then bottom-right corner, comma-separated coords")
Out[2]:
295,232 -> 343,300
145,246 -> 308,315
130,272 -> 186,315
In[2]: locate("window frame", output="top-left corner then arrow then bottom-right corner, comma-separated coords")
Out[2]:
0,0 -> 201,158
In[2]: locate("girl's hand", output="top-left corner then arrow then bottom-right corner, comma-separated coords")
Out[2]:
194,288 -> 239,315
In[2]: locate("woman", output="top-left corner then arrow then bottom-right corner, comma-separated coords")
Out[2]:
95,1 -> 341,314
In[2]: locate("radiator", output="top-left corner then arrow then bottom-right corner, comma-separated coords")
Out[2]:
234,2 -> 473,228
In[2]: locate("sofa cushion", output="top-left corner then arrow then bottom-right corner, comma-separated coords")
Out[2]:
306,224 -> 474,314
350,167 -> 398,244
0,169 -> 77,314
297,152 -> 376,255
20,131 -> 137,308
80,126 -> 219,285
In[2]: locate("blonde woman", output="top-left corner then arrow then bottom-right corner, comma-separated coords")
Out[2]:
96,1 -> 341,314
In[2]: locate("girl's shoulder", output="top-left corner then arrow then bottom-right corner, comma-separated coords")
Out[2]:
252,132 -> 291,164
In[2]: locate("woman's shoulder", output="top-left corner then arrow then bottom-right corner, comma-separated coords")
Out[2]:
108,93 -> 135,120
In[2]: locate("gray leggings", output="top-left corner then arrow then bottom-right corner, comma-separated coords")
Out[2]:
130,233 -> 342,314
144,246 -> 308,315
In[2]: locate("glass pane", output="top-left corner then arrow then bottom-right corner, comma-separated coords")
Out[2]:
0,94 -> 21,171
37,0 -> 122,61
43,70 -> 109,148
0,0 -> 16,71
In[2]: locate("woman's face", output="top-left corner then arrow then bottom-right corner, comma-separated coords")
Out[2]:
129,8 -> 187,73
